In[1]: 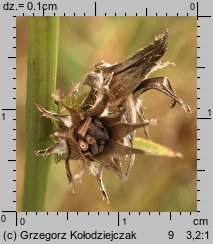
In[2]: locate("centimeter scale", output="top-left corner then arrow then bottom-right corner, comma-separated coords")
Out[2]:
0,0 -> 212,243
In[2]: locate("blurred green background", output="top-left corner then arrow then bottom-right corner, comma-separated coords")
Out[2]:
17,16 -> 196,212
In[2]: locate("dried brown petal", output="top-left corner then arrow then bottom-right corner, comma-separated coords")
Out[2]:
89,161 -> 109,203
102,30 -> 169,76
84,87 -> 108,117
136,99 -> 150,139
122,94 -> 137,178
104,31 -> 169,107
103,72 -> 114,86
93,155 -> 124,180
134,77 -> 191,113
83,70 -> 104,88
65,157 -> 75,193
99,109 -> 124,126
108,122 -> 150,141
34,103 -> 72,128
100,140 -> 146,158
53,91 -> 82,128
34,139 -> 67,156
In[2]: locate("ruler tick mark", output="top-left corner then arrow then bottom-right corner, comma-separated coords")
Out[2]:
196,2 -> 199,20
15,212 -> 18,226
2,108 -> 16,111
2,210 -> 16,213
198,15 -> 212,18
197,117 -> 211,120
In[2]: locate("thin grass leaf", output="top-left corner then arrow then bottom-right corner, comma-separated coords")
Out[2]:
134,137 -> 182,158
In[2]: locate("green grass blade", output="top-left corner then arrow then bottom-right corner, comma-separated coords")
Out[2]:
22,17 -> 60,211
134,137 -> 182,158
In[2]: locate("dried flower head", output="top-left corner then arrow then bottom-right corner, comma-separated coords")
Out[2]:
35,30 -> 191,203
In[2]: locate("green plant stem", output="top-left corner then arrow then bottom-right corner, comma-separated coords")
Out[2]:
22,17 -> 59,211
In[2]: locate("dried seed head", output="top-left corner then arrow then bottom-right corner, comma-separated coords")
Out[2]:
34,30 -> 191,203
